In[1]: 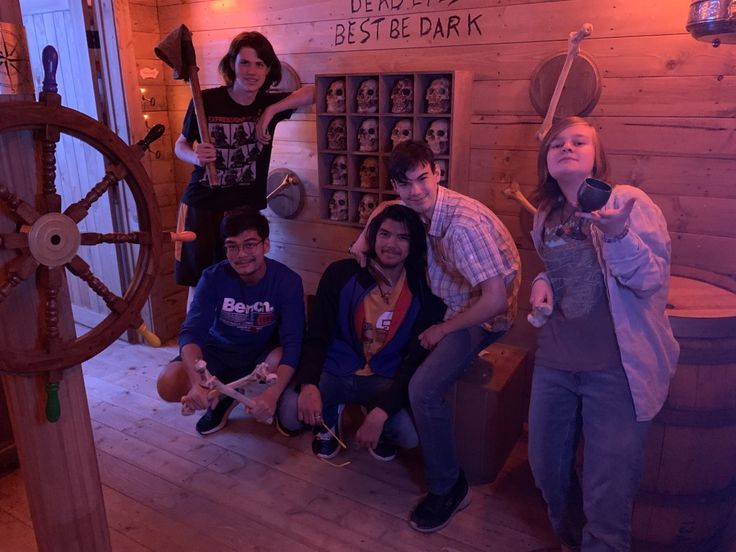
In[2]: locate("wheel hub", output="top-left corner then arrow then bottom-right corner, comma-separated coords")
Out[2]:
27,212 -> 81,267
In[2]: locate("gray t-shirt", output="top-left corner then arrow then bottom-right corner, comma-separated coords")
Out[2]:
535,213 -> 622,372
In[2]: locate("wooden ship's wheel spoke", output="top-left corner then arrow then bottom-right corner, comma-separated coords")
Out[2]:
65,254 -> 128,314
63,171 -> 121,223
80,230 -> 151,245
0,231 -> 28,249
38,265 -> 63,353
0,182 -> 41,224
38,125 -> 62,213
0,252 -> 39,304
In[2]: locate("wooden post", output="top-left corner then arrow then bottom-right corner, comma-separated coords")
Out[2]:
0,3 -> 111,550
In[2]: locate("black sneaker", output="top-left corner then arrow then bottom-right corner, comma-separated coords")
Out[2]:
409,470 -> 471,533
311,404 -> 344,459
312,427 -> 340,459
195,396 -> 237,435
369,439 -> 397,462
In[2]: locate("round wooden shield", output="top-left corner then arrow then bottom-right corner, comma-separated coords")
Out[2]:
529,50 -> 602,119
267,168 -> 304,218
269,61 -> 301,93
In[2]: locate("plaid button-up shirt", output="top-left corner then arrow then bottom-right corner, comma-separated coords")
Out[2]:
425,186 -> 520,332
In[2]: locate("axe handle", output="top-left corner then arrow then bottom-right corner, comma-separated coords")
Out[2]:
188,67 -> 219,187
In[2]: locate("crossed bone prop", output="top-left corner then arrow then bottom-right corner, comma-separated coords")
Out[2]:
181,359 -> 277,421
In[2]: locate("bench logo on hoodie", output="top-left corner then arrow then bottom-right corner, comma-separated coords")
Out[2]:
220,298 -> 275,332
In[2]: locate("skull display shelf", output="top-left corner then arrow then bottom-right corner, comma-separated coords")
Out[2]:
316,71 -> 472,226
0,46 -> 164,375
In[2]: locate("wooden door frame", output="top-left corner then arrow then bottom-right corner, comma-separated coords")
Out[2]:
86,0 -> 154,339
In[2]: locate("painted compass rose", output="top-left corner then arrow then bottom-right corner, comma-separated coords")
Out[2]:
0,22 -> 31,95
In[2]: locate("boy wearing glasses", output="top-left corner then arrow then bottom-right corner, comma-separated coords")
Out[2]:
157,208 -> 305,435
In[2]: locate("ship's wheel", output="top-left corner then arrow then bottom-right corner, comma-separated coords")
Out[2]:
0,46 -> 165,376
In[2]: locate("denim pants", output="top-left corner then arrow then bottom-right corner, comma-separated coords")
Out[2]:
278,371 -> 419,448
528,366 -> 651,552
408,325 -> 501,494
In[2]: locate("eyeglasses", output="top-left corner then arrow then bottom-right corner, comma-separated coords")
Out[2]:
224,239 -> 264,254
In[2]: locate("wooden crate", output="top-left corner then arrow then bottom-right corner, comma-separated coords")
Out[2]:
448,343 -> 532,484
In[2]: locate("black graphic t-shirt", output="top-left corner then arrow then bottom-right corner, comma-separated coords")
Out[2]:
180,86 -> 293,211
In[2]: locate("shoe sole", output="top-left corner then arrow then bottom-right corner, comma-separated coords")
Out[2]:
197,400 -> 238,435
368,448 -> 396,462
408,491 -> 472,533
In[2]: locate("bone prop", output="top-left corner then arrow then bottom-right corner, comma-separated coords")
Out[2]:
267,173 -> 295,201
527,302 -> 553,328
503,180 -> 538,215
536,23 -> 593,142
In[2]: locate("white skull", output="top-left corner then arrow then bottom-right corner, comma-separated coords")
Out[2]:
325,79 -> 345,113
328,190 -> 348,221
357,118 -> 378,152
425,119 -> 449,155
426,77 -> 451,114
330,155 -> 348,186
359,157 -> 378,189
358,193 -> 378,225
356,78 -> 378,114
390,119 -> 413,149
435,159 -> 448,186
390,78 -> 414,114
326,118 -> 346,150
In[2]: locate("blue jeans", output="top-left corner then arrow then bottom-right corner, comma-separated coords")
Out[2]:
528,366 -> 651,552
408,326 -> 501,494
278,371 -> 419,449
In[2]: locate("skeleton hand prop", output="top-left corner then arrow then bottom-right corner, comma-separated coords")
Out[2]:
527,302 -> 553,328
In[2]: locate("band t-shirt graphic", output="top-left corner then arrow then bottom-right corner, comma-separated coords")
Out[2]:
180,86 -> 293,211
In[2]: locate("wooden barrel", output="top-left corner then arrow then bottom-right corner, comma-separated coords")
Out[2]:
633,266 -> 736,552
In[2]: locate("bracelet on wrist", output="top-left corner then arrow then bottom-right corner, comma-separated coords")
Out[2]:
603,224 -> 629,243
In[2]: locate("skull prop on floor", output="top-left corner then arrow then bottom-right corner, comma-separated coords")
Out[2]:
328,190 -> 348,221
426,77 -> 451,114
325,79 -> 346,113
435,159 -> 448,186
390,78 -> 413,114
359,157 -> 378,188
425,119 -> 449,155
390,119 -> 413,150
356,78 -> 378,114
326,118 -> 346,150
358,193 -> 378,225
357,118 -> 378,152
330,155 -> 348,186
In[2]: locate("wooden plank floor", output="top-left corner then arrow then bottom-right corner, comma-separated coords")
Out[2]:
0,340 -> 556,551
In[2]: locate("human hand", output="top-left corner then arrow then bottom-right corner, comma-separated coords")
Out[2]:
255,108 -> 274,144
528,278 -> 553,328
419,323 -> 447,350
183,384 -> 211,412
193,142 -> 216,166
356,408 -> 388,449
578,197 -> 636,239
249,386 -> 279,423
297,384 -> 323,426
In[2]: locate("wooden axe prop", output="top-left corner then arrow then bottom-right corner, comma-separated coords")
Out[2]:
155,25 -> 219,186
536,23 -> 593,142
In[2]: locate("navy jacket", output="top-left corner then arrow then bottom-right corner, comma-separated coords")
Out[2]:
295,258 -> 445,416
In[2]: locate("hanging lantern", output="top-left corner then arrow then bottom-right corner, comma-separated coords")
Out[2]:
686,0 -> 736,46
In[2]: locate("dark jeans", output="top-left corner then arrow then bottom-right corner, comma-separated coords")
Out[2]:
528,366 -> 651,551
279,371 -> 418,448
408,325 -> 501,494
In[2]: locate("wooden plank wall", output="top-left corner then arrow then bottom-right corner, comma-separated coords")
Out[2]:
127,0 -> 736,347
